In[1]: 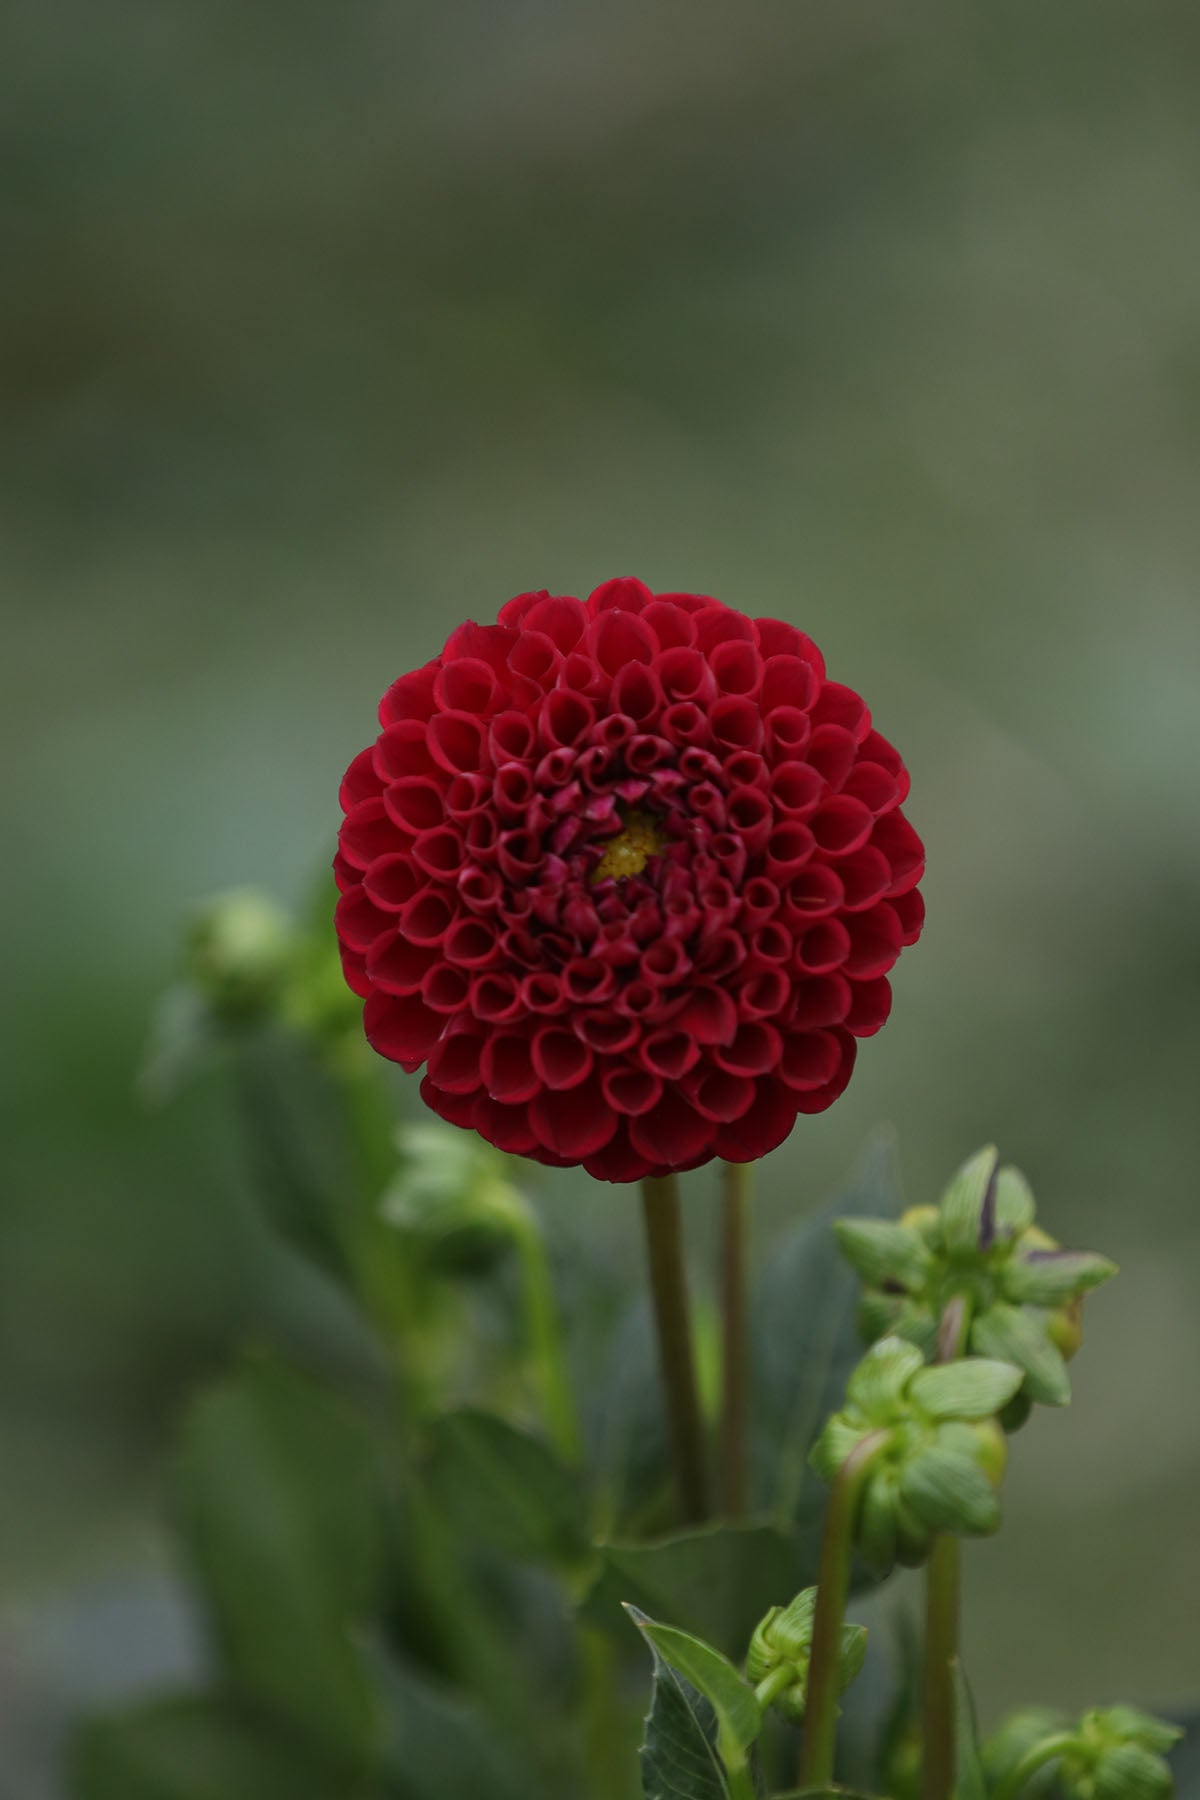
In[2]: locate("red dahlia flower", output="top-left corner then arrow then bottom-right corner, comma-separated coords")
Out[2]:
334,580 -> 924,1182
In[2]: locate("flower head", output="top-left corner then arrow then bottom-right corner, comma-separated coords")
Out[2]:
334,580 -> 924,1181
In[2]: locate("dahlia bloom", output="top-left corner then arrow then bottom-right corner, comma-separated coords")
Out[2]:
334,580 -> 924,1182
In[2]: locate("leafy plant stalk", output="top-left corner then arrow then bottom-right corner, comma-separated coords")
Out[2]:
719,1160 -> 752,1518
640,1175 -> 710,1524
923,1294 -> 973,1800
800,1428 -> 892,1786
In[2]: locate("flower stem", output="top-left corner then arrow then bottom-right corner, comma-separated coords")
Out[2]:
922,1294 -> 973,1800
800,1428 -> 892,1787
921,1535 -> 961,1800
719,1160 -> 752,1518
513,1214 -> 582,1465
640,1175 -> 710,1524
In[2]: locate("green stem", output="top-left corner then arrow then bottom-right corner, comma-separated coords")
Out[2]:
922,1294 -> 973,1800
800,1429 -> 892,1787
513,1215 -> 582,1464
991,1733 -> 1078,1800
640,1175 -> 710,1524
754,1664 -> 796,1711
921,1535 -> 961,1800
719,1161 -> 752,1518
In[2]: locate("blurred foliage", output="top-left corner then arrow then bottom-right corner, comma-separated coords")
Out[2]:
3,1 -> 1200,1793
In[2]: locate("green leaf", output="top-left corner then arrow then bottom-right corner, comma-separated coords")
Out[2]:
235,1027 -> 377,1283
832,1218 -> 929,1289
580,1522 -> 797,1659
423,1408 -> 587,1567
900,1449 -> 999,1536
751,1133 -> 904,1555
72,1694 -> 355,1800
909,1358 -> 1024,1420
632,1608 -> 730,1800
630,1611 -> 762,1761
376,1655 -> 537,1800
939,1147 -> 998,1252
972,1303 -> 1071,1407
174,1356 -> 383,1761
952,1662 -> 988,1800
1003,1250 -> 1117,1306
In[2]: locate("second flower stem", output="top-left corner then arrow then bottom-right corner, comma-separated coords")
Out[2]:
922,1534 -> 961,1800
640,1175 -> 710,1524
719,1160 -> 752,1518
801,1428 -> 891,1788
923,1293 -> 972,1800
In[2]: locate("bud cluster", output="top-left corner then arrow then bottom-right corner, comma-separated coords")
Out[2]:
745,1587 -> 866,1724
834,1146 -> 1116,1425
808,1335 -> 1022,1569
982,1703 -> 1183,1800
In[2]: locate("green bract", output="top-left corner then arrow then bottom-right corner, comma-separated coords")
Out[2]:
745,1588 -> 867,1724
807,1336 -> 1022,1569
833,1147 -> 1116,1420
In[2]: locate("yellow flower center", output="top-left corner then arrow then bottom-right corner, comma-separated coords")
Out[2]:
591,809 -> 667,883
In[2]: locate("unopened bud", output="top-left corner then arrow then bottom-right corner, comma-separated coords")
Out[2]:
185,889 -> 297,1021
746,1588 -> 866,1724
836,1149 -> 1115,1423
809,1337 -> 1022,1570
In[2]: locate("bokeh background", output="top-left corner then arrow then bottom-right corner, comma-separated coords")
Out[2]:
4,1 -> 1200,1792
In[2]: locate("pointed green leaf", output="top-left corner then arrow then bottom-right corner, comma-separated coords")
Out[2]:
423,1408 -> 586,1567
953,1662 -> 988,1800
833,1218 -> 930,1289
631,1612 -> 762,1757
910,1359 -> 1024,1421
630,1606 -> 730,1800
900,1449 -> 999,1536
972,1304 -> 1071,1406
1003,1250 -> 1117,1307
939,1147 -> 999,1251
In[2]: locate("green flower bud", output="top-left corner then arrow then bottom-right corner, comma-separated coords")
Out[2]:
982,1706 -> 1073,1794
808,1336 -> 1021,1570
745,1588 -> 866,1724
983,1702 -> 1182,1800
185,889 -> 297,1022
836,1151 -> 1114,1425
380,1124 -> 529,1274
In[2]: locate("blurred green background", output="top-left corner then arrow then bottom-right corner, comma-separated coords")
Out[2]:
4,0 -> 1200,1792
